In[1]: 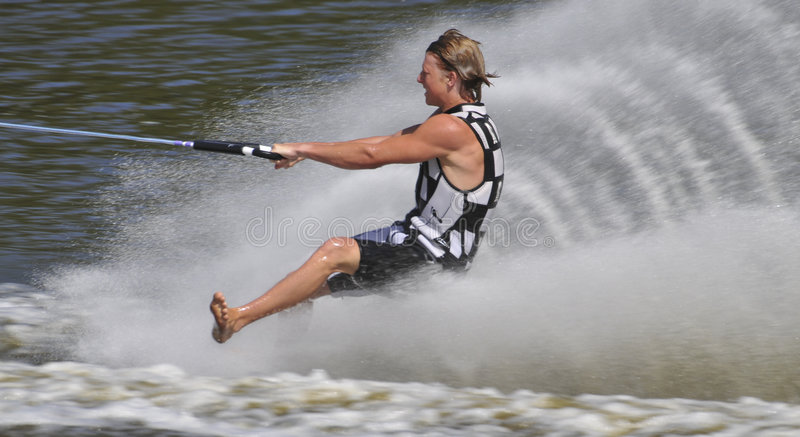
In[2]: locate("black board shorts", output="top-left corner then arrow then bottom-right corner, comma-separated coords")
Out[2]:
327,223 -> 436,296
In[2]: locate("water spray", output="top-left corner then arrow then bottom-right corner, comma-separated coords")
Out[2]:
0,121 -> 285,160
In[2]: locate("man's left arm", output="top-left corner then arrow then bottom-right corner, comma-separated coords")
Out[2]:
352,124 -> 421,145
272,117 -> 460,170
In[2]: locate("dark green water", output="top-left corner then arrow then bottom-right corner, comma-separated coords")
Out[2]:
0,0 -> 521,284
3,0 -> 800,407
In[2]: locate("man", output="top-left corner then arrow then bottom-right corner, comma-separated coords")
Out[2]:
210,29 -> 503,343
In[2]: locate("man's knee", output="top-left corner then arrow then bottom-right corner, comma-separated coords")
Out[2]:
315,237 -> 360,274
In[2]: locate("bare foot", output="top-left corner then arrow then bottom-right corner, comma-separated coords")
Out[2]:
210,292 -> 239,343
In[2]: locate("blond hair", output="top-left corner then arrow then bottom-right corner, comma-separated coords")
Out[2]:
426,29 -> 498,102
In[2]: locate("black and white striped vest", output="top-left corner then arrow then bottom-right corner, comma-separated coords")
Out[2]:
406,103 -> 503,268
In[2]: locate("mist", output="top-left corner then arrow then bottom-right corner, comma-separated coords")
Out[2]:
44,0 -> 800,402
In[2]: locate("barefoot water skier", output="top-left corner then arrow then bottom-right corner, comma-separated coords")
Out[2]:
210,29 -> 503,343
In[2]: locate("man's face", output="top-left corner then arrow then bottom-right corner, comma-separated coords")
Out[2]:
417,52 -> 450,107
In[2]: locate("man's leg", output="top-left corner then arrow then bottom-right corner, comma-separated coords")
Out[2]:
210,237 -> 360,343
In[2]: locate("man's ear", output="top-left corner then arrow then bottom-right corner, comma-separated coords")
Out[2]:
447,70 -> 458,86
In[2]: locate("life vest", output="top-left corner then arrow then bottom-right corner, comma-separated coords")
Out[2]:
406,103 -> 503,268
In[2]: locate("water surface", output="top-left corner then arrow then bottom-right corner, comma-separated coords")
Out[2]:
2,0 -> 800,435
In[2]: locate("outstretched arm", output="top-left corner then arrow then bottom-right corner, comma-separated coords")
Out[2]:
353,124 -> 420,145
272,115 -> 466,170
